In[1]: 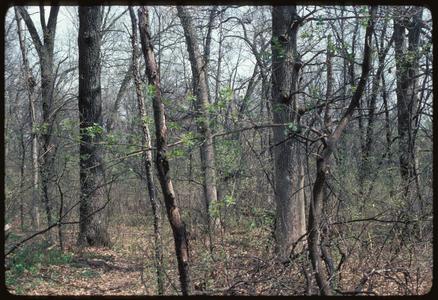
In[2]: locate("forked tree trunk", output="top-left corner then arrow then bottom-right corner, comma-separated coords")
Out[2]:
129,6 -> 164,295
77,6 -> 111,247
138,6 -> 191,295
17,6 -> 60,241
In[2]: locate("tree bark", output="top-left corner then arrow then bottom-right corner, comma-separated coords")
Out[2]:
271,5 -> 306,261
129,6 -> 164,295
138,6 -> 191,295
177,6 -> 219,239
77,6 -> 111,247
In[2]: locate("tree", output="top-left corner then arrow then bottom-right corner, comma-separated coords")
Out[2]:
307,6 -> 376,295
271,5 -> 306,261
393,7 -> 423,213
177,6 -> 220,240
128,6 -> 164,294
17,6 -> 60,242
138,6 -> 191,295
14,8 -> 40,230
77,6 -> 111,247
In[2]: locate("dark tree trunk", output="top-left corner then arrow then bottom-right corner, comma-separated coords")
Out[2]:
271,5 -> 306,261
77,6 -> 111,247
138,6 -> 191,295
394,7 -> 423,212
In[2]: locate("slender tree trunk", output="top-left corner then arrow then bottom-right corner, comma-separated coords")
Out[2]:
177,6 -> 219,241
307,6 -> 376,295
360,18 -> 394,195
129,6 -> 164,294
106,64 -> 133,132
19,129 -> 26,231
77,6 -> 111,247
319,34 -> 336,290
14,8 -> 40,230
17,7 -> 60,240
271,5 -> 306,261
138,6 -> 191,295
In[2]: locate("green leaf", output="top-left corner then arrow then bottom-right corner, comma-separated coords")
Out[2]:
224,195 -> 235,207
181,131 -> 197,148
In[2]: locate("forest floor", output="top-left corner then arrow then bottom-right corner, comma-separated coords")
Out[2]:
5,220 -> 433,295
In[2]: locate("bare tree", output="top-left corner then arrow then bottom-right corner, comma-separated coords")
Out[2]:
307,6 -> 376,295
14,8 -> 40,230
17,6 -> 60,242
177,6 -> 220,243
129,6 -> 164,295
393,7 -> 423,213
138,6 -> 191,295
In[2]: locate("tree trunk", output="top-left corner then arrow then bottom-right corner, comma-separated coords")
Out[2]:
394,7 -> 423,213
17,6 -> 60,241
271,5 -> 306,261
138,6 -> 191,295
177,6 -> 220,241
106,64 -> 133,132
129,6 -> 164,295
360,17 -> 394,195
307,6 -> 376,295
77,6 -> 111,247
14,8 -> 40,230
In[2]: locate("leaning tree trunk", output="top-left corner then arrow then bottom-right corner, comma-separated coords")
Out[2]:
271,5 -> 306,262
138,6 -> 191,295
129,6 -> 164,295
307,6 -> 376,295
77,6 -> 111,247
177,6 -> 219,240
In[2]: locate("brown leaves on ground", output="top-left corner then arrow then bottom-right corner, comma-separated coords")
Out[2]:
5,223 -> 432,295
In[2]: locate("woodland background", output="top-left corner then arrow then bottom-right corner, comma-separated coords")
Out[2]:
4,5 -> 433,295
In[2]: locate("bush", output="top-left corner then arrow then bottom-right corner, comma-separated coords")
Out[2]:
7,241 -> 73,278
